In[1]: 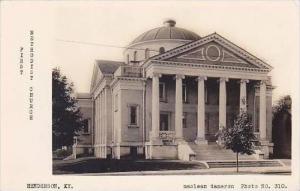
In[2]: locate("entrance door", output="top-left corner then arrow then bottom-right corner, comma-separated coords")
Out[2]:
160,113 -> 169,131
130,147 -> 138,159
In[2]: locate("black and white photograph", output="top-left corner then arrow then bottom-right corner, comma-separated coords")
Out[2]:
52,2 -> 293,176
1,1 -> 299,191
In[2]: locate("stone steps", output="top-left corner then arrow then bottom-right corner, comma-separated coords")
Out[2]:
188,142 -> 256,161
187,142 -> 283,168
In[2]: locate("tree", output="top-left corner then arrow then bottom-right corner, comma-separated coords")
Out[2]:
272,95 -> 291,158
52,68 -> 83,150
219,111 -> 256,172
273,95 -> 291,120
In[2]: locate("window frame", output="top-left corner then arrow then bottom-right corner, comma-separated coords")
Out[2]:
159,112 -> 171,131
127,104 -> 139,128
159,82 -> 166,102
159,47 -> 165,54
82,118 -> 90,134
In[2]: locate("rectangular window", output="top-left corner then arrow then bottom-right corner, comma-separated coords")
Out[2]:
130,106 -> 137,125
128,104 -> 139,127
183,112 -> 187,128
182,84 -> 187,103
83,119 -> 89,133
160,113 -> 169,131
159,82 -> 166,101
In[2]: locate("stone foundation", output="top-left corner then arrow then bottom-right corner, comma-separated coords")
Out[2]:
145,142 -> 178,159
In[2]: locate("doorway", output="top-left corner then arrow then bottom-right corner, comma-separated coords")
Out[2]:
130,147 -> 138,159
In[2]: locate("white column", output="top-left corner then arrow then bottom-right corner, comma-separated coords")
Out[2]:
94,98 -> 97,157
175,74 -> 185,141
98,92 -> 102,158
101,91 -> 104,157
195,76 -> 207,144
259,80 -> 267,140
101,91 -> 104,158
151,73 -> 161,141
116,91 -> 122,159
104,88 -> 107,157
240,79 -> 249,113
219,77 -> 228,129
96,97 -> 100,157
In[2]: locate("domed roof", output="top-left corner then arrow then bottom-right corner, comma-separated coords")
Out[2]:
130,19 -> 201,45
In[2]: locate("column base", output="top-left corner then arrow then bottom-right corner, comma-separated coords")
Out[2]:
150,137 -> 163,145
216,136 -> 224,147
259,140 -> 274,159
194,138 -> 208,145
113,144 -> 121,159
175,137 -> 186,144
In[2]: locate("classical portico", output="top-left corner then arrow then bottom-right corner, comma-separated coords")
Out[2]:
143,32 -> 273,159
149,73 -> 269,145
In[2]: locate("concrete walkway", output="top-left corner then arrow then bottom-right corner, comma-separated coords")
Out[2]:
75,166 -> 291,176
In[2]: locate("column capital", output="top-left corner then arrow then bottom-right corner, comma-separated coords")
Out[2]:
240,79 -> 249,83
151,72 -> 162,78
175,74 -> 185,80
219,77 -> 229,83
197,76 -> 207,81
260,80 -> 267,85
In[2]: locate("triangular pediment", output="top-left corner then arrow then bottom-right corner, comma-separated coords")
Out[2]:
151,33 -> 273,71
90,60 -> 123,93
90,62 -> 103,92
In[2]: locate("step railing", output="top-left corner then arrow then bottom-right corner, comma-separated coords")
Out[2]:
159,131 -> 175,141
178,143 -> 196,161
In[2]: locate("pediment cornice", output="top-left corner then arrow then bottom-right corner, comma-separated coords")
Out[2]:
147,33 -> 273,71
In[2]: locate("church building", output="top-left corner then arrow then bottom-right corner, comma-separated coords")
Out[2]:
73,19 -> 274,160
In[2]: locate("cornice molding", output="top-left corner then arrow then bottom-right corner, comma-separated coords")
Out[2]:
110,76 -> 147,90
148,60 -> 270,73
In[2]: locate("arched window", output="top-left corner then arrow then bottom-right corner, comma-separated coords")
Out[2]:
133,51 -> 138,62
159,47 -> 165,54
145,48 -> 150,59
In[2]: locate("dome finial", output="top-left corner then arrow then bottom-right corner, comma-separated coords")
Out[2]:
163,19 -> 176,27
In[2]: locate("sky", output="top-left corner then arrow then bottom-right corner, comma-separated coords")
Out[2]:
54,1 -> 299,103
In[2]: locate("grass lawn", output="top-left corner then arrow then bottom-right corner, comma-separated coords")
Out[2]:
53,158 -> 207,174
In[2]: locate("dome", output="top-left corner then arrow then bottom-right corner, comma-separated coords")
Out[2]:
130,19 -> 201,45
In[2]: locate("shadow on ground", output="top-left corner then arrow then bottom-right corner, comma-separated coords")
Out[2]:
53,158 -> 206,174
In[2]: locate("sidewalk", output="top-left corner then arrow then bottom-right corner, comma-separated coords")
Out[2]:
78,166 -> 291,176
